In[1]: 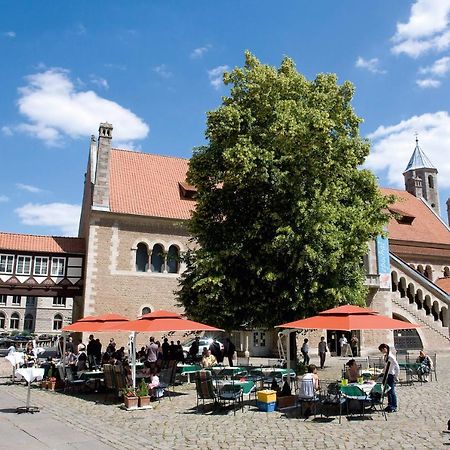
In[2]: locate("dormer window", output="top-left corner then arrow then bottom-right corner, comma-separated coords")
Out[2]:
389,207 -> 415,225
179,182 -> 197,199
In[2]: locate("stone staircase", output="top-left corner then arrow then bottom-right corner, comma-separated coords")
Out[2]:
392,291 -> 450,343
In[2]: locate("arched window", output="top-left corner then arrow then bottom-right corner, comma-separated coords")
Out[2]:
135,243 -> 149,272
151,244 -> 164,273
0,312 -> 5,329
141,307 -> 151,315
53,314 -> 63,331
167,245 -> 180,274
10,313 -> 19,329
24,314 -> 34,332
428,175 -> 434,188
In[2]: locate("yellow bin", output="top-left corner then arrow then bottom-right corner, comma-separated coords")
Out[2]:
257,390 -> 277,403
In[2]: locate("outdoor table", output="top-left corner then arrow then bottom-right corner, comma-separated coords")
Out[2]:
78,370 -> 104,381
15,367 -> 45,414
176,364 -> 202,383
216,379 -> 256,406
211,366 -> 247,378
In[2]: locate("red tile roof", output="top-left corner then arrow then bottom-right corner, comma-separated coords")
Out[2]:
109,149 -> 194,220
381,188 -> 450,246
0,232 -> 85,254
435,277 -> 450,294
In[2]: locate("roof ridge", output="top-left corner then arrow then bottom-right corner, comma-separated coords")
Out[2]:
0,231 -> 82,240
111,147 -> 190,162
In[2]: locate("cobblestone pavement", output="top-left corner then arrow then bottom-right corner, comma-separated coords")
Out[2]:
1,355 -> 449,449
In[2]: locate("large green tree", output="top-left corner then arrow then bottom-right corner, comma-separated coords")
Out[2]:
177,52 -> 392,330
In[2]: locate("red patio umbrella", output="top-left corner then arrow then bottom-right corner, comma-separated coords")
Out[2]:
103,310 -> 223,333
62,313 -> 129,332
276,305 -> 420,331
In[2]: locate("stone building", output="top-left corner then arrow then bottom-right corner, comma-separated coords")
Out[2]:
0,233 -> 85,335
77,124 -> 449,355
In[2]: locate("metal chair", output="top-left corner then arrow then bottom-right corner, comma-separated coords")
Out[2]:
368,382 -> 389,421
297,378 -> 320,419
195,370 -> 219,413
340,385 -> 371,418
319,380 -> 345,423
219,383 -> 244,415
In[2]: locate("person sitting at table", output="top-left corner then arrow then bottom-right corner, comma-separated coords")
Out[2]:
148,368 -> 162,398
140,360 -> 152,378
77,349 -> 88,372
416,350 -> 433,382
114,346 -> 126,362
137,346 -> 147,362
201,349 -> 217,368
345,359 -> 360,383
24,341 -> 35,365
298,364 -> 320,418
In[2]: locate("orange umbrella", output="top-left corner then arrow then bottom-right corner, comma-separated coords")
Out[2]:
62,313 -> 129,332
103,310 -> 223,333
276,305 -> 420,331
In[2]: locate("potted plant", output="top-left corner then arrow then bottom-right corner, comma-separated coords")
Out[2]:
137,379 -> 150,407
122,387 -> 138,409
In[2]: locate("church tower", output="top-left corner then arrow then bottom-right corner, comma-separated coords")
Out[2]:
403,137 -> 440,216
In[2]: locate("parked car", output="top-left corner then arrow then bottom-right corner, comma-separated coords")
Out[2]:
182,337 -> 224,359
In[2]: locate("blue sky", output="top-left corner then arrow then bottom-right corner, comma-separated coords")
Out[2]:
1,0 -> 450,236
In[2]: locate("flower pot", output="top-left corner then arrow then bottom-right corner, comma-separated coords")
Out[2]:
138,396 -> 150,407
124,396 -> 138,409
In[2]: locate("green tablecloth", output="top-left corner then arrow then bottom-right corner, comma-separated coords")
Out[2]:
213,366 -> 247,377
177,364 -> 202,374
399,362 -> 420,371
220,380 -> 255,395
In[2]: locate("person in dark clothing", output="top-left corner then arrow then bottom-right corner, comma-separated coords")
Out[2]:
106,338 -> 116,356
66,337 -> 75,354
176,340 -> 184,362
209,338 -> 222,363
189,337 -> 200,362
162,338 -> 170,360
169,340 -> 177,360
224,338 -> 236,367
86,335 -> 96,369
94,339 -> 102,368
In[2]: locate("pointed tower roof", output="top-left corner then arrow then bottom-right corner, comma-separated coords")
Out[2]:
404,136 -> 435,172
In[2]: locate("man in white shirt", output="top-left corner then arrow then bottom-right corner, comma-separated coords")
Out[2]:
338,335 -> 347,356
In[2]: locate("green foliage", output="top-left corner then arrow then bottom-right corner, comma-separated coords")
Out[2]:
177,52 -> 393,330
137,379 -> 149,397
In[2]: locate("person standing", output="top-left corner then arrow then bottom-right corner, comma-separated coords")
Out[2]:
317,336 -> 328,369
224,337 -> 236,367
209,338 -> 222,363
301,338 -> 310,365
87,335 -> 96,369
350,334 -> 359,357
189,337 -> 200,362
379,343 -> 400,413
338,334 -> 348,357
146,336 -> 159,369
162,338 -> 170,360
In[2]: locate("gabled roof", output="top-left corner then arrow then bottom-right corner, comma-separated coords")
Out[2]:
404,139 -> 435,172
0,232 -> 85,254
381,188 -> 450,246
109,149 -> 194,220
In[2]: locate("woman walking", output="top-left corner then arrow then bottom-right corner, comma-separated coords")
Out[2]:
378,343 -> 400,413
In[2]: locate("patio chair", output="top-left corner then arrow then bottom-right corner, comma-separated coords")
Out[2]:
297,378 -> 320,419
103,364 -> 117,402
64,369 -> 86,394
368,382 -> 389,421
195,370 -> 219,413
219,383 -> 244,415
158,367 -> 175,400
319,380 -> 345,424
340,385 -> 371,419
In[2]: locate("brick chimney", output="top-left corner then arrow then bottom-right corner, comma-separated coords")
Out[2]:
92,122 -> 113,211
447,198 -> 450,226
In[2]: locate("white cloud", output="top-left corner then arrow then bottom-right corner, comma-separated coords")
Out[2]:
190,45 -> 212,59
90,75 -> 109,89
419,56 -> 450,75
15,202 -> 81,236
16,183 -> 43,193
9,68 -> 148,146
391,0 -> 450,57
2,126 -> 13,136
3,31 -> 16,38
153,64 -> 173,79
0,195 -> 9,202
208,65 -> 229,89
355,57 -> 387,74
416,78 -> 441,88
366,111 -> 450,188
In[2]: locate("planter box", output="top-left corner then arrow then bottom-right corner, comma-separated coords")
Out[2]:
138,396 -> 151,407
277,395 -> 297,410
124,396 -> 139,409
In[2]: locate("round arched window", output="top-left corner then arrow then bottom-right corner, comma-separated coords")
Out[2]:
10,313 -> 20,329
53,314 -> 63,331
167,245 -> 180,273
151,244 -> 164,273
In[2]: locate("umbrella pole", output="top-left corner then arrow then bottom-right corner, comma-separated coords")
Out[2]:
284,329 -> 292,387
62,332 -> 67,377
131,332 -> 136,391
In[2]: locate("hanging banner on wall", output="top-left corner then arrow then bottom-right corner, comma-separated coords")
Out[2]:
376,235 -> 391,289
